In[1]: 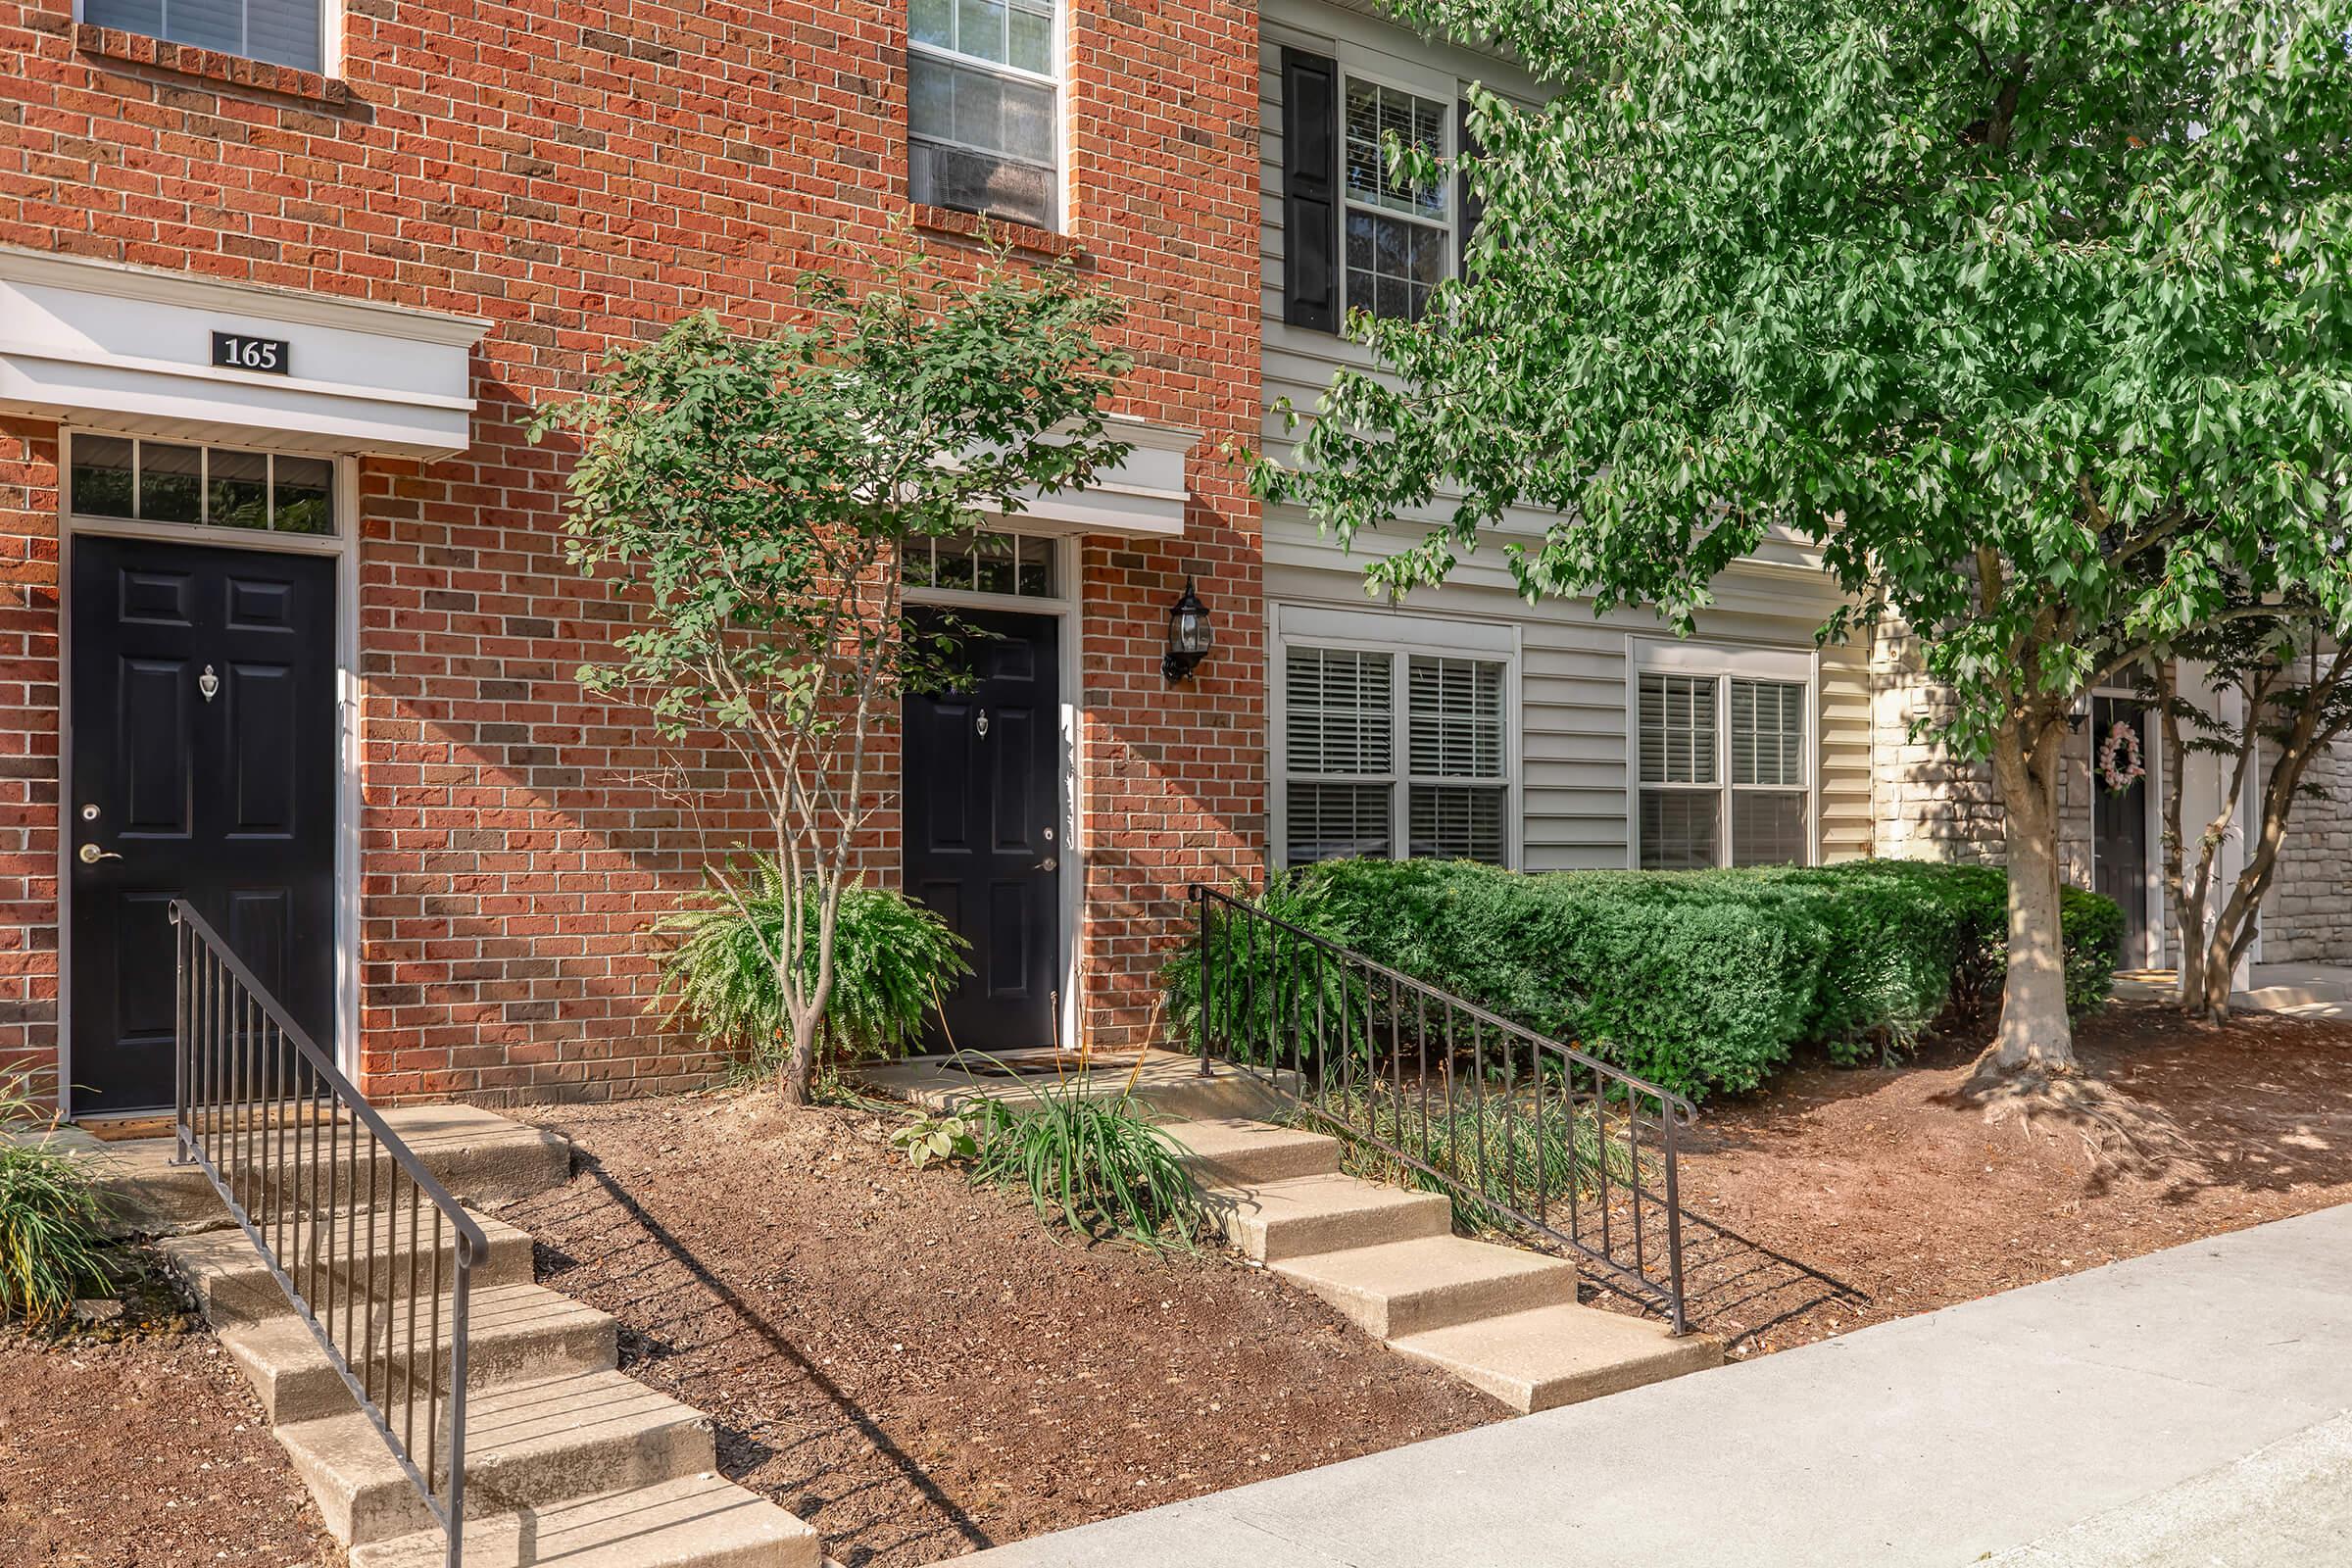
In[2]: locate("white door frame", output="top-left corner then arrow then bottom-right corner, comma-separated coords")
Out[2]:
903,531 -> 1085,1053
54,425 -> 365,1116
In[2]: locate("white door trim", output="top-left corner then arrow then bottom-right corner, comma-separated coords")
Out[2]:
905,531 -> 1084,1053
55,425 -> 364,1116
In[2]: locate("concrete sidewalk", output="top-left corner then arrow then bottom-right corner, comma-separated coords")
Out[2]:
961,1203 -> 2352,1567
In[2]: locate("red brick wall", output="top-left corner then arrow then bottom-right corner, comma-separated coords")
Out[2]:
0,419 -> 60,1101
0,0 -> 1264,1102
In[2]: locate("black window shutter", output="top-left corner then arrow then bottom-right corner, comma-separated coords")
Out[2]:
1457,97 -> 1488,281
1283,48 -> 1340,333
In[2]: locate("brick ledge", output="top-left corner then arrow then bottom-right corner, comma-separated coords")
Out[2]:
74,24 -> 352,105
911,204 -> 1087,263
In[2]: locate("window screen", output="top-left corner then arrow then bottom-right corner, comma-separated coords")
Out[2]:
84,0 -> 322,71
908,0 -> 1059,229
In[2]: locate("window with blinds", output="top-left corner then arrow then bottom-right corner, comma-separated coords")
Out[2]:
84,0 -> 322,70
1638,667 -> 1811,868
1406,656 -> 1504,862
1730,678 -> 1808,866
1282,644 -> 1509,866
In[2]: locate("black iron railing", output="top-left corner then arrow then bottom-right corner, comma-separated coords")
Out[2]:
1189,885 -> 1693,1334
171,901 -> 481,1567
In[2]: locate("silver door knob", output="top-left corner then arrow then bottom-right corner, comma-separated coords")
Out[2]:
1039,856 -> 1057,871
78,843 -> 122,864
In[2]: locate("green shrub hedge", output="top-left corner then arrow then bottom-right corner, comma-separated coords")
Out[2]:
1164,858 -> 2123,1102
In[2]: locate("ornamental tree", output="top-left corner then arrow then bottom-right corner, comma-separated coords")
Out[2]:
532,248 -> 1130,1102
1259,0 -> 2352,1071
2133,603 -> 2352,1022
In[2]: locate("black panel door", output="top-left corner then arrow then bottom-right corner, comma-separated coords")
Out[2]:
70,535 -> 338,1115
903,608 -> 1061,1053
2091,696 -> 2152,965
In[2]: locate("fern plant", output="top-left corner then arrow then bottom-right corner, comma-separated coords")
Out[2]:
654,857 -> 971,1071
0,1078 -> 114,1325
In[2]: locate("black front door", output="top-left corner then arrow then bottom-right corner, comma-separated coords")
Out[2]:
903,608 -> 1061,1053
70,534 -> 339,1115
2091,695 -> 2152,965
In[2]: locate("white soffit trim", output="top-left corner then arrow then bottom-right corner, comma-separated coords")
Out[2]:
0,247 -> 490,459
989,414 -> 1199,538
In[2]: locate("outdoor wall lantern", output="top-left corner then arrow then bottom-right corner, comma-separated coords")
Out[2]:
1162,577 -> 1214,682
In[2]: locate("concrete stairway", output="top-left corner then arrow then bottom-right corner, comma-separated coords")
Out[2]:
152,1111 -> 821,1567
1171,1115 -> 1722,1412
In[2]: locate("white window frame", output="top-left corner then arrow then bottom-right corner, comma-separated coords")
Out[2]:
1336,64 -> 1455,323
1271,604 -> 1520,869
1628,638 -> 1821,869
906,0 -> 1067,232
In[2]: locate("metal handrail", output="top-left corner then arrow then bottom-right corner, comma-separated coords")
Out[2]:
1188,884 -> 1693,1334
171,900 -> 482,1566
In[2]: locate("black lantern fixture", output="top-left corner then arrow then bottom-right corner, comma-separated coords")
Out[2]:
1161,576 -> 1213,682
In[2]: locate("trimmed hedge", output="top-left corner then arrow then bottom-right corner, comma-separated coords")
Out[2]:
1165,858 -> 2123,1102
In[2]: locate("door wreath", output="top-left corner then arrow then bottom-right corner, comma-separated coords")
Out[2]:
2098,719 -> 2145,793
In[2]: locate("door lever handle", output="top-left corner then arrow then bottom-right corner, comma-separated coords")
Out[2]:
1039,855 -> 1057,872
78,843 -> 122,864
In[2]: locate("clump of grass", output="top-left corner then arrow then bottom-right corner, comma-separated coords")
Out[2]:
0,1078 -> 114,1325
967,1064 -> 1205,1253
1300,1078 -> 1653,1235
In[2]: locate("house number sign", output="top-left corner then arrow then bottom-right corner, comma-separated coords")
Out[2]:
211,331 -> 291,374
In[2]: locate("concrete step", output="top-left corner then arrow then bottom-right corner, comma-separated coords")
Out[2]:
1270,1234 -> 1581,1340
221,1282 -> 619,1425
1167,1116 -> 1342,1187
89,1105 -> 571,1236
277,1366 -> 716,1546
161,1205 -> 538,1325
1390,1302 -> 1723,1413
348,1472 -> 821,1568
859,1049 -> 1298,1123
1203,1171 -> 1452,1263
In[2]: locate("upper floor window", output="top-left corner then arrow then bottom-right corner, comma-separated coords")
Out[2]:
82,0 -> 323,72
909,0 -> 1061,231
1634,649 -> 1814,869
1342,75 -> 1451,323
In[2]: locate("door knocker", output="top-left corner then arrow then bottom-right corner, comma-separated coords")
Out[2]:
974,709 -> 990,738
198,664 -> 220,703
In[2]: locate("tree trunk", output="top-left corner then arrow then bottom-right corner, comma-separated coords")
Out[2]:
1990,717 -> 2076,1071
780,1011 -> 820,1105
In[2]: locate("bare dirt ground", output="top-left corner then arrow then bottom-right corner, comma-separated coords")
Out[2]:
503,1093 -> 1499,1567
0,1263 -> 337,1567
1672,1002 -> 2352,1353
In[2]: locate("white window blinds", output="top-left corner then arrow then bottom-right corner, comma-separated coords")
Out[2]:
1282,644 -> 1509,867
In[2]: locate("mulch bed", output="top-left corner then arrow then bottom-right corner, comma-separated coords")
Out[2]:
0,1256 -> 338,1567
1672,1002 -> 2352,1353
494,1001 -> 2352,1562
502,1095 -> 1499,1568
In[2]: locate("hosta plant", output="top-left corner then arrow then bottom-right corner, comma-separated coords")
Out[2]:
890,1109 -> 985,1171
